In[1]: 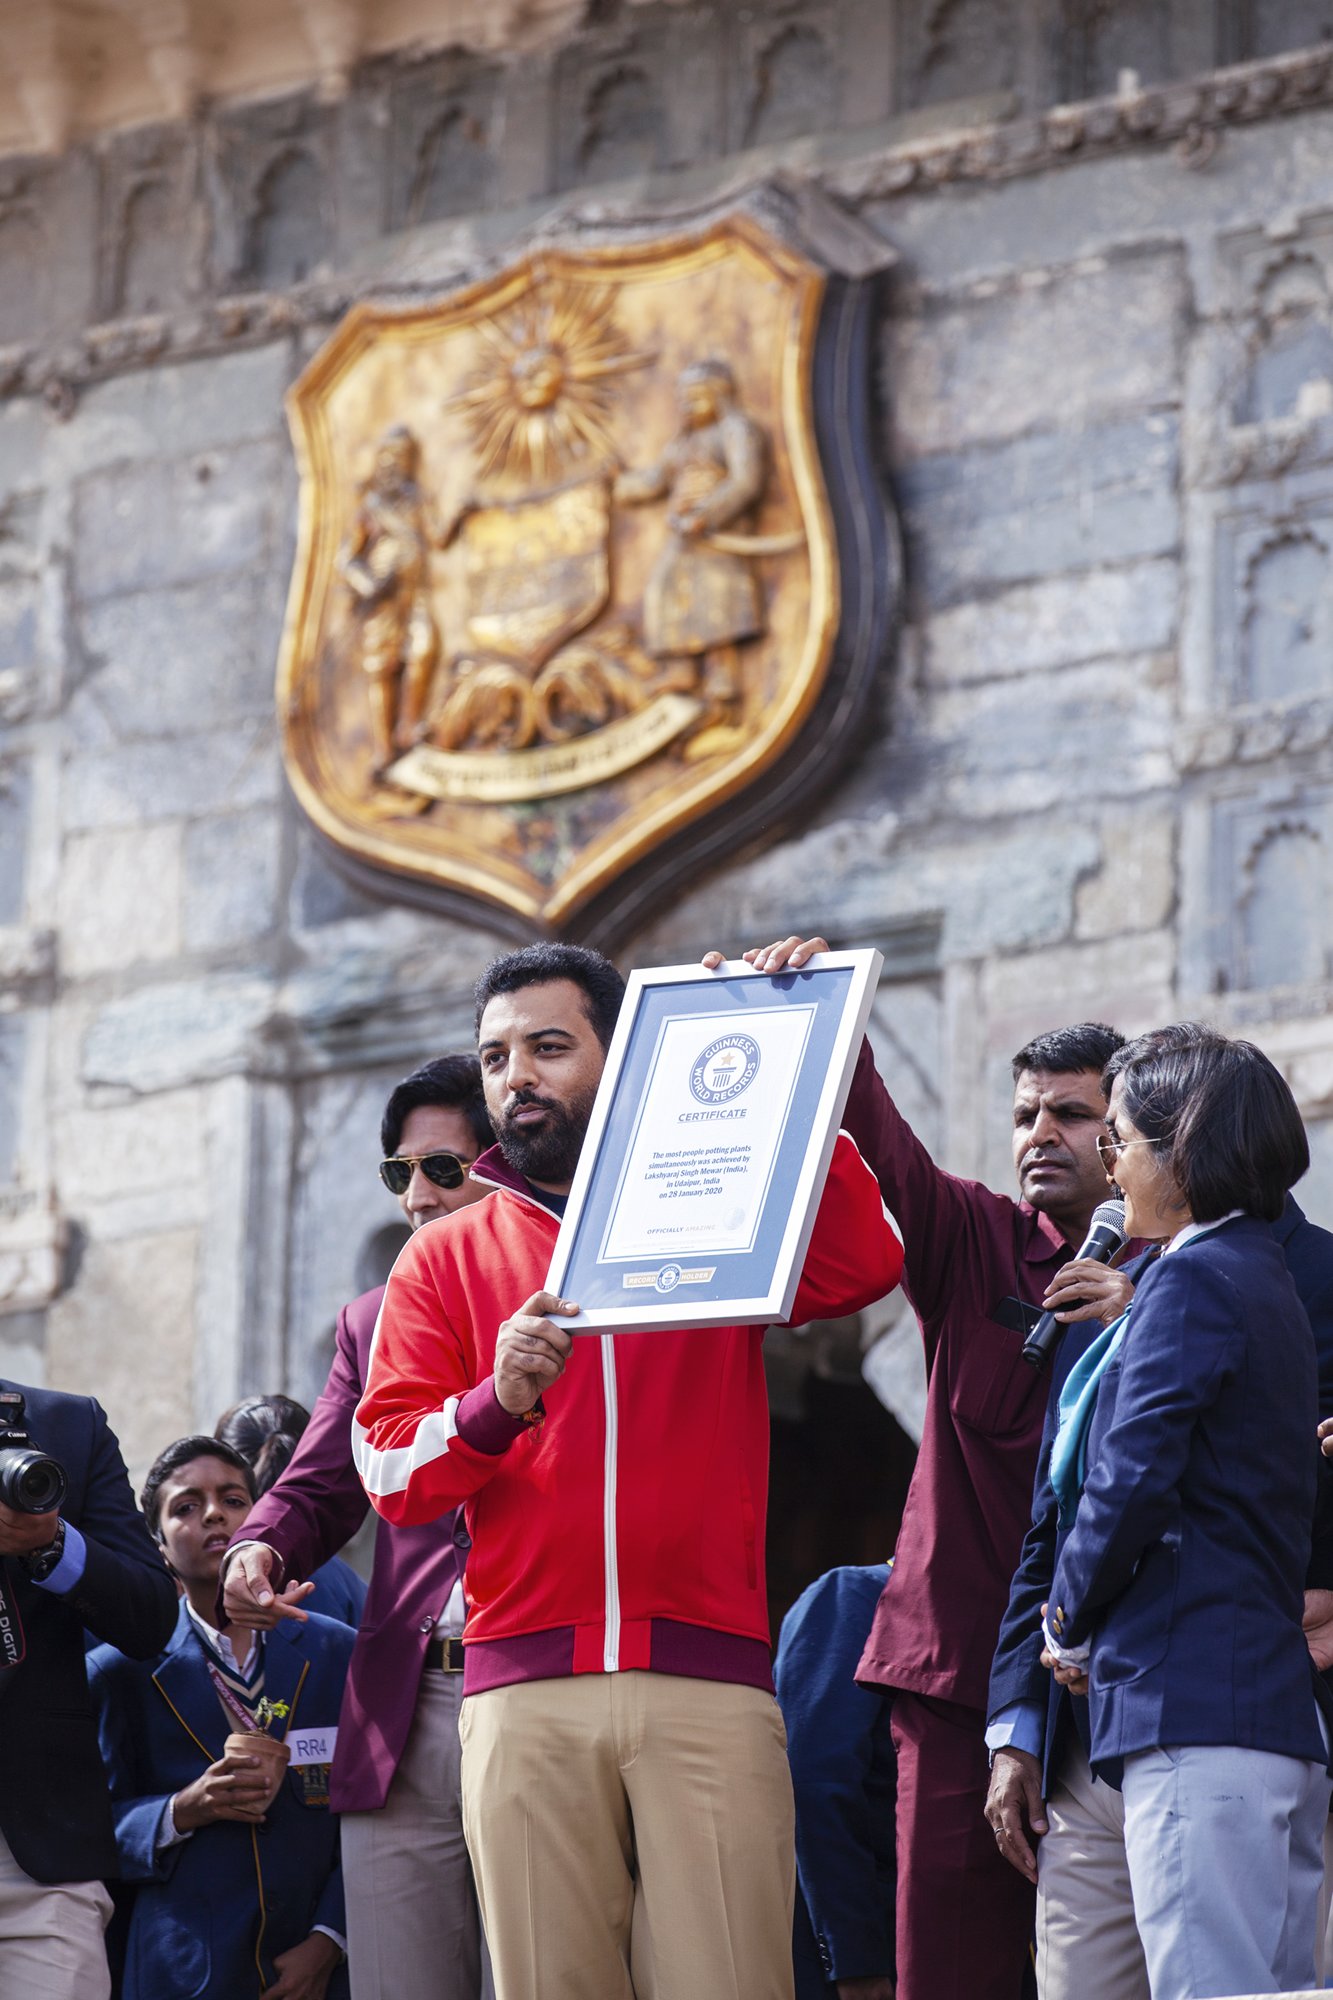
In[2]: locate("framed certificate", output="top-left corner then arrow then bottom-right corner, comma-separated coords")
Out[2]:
546,949 -> 883,1332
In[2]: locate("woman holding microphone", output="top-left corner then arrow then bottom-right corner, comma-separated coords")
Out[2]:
1041,1021 -> 1330,2000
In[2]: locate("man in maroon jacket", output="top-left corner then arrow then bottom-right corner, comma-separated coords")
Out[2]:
736,937 -> 1127,2000
220,1054 -> 495,2000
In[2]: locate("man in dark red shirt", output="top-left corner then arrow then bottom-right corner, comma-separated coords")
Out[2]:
737,936 -> 1128,2000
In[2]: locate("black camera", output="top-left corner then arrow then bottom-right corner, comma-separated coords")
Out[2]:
0,1392 -> 68,1514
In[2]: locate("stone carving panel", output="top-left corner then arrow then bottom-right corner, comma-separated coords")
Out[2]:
98,128 -> 197,320
1209,474 -> 1333,708
1203,218 -> 1333,486
385,55 -> 499,231
1201,786 -> 1333,995
0,207 -> 48,348
904,0 -> 1017,109
210,97 -> 335,291
735,8 -> 840,149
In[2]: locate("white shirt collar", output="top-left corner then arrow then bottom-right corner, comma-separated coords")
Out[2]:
1164,1210 -> 1246,1255
184,1597 -> 256,1677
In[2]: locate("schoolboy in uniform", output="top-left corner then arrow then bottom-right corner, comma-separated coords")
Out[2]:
87,1436 -> 355,2000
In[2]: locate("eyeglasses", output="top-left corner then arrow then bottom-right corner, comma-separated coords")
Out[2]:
378,1152 -> 470,1196
1095,1134 -> 1151,1173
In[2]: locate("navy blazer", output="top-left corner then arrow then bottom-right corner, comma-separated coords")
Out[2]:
0,1381 -> 178,1885
990,1200 -> 1333,1783
88,1602 -> 355,2000
1048,1215 -> 1324,1775
774,1565 -> 895,1996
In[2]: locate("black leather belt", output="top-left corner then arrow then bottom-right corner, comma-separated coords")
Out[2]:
424,1636 -> 465,1672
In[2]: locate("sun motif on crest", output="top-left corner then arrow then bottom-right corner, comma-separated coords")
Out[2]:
449,276 -> 652,486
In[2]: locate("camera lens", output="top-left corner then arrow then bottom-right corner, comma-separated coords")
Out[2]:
0,1450 -> 67,1515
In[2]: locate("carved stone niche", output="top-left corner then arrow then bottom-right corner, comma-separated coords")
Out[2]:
1195,785 -> 1333,997
725,1 -> 842,152
1212,474 -> 1333,707
1203,217 -> 1333,484
384,51 -> 501,233
97,125 -> 199,321
208,93 -> 336,293
899,0 -> 1019,111
552,6 -> 719,190
0,166 -> 52,349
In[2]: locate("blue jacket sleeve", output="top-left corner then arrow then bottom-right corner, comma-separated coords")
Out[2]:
312,1838 -> 347,1941
86,1651 -> 179,1884
988,1374 -> 1065,1719
62,1402 -> 178,1659
775,1566 -> 895,1983
1050,1255 -> 1240,1648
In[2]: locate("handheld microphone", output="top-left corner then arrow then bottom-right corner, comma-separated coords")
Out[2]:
1021,1197 -> 1127,1371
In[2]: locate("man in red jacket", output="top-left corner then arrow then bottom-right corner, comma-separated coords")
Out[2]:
221,1054 -> 495,2000
737,936 -> 1130,2000
354,942 -> 905,2000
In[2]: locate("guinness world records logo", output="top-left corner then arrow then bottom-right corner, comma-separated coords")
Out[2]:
689,1034 -> 761,1105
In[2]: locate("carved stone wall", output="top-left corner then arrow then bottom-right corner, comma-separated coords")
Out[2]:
3,0 -> 1333,1475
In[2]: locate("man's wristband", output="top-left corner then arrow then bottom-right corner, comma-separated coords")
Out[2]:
19,1517 -> 66,1582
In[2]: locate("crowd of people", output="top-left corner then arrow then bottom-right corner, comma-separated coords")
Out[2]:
0,931 -> 1331,2000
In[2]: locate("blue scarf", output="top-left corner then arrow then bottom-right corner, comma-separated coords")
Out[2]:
1049,1308 -> 1131,1529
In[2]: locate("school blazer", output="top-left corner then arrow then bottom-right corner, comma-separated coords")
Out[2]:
88,1603 -> 354,2000
1048,1215 -> 1326,1776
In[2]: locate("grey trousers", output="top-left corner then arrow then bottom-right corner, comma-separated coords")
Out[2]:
0,1826 -> 111,2000
1036,1738 -> 1150,2000
342,1666 -> 494,2000
1121,1741 -> 1330,2000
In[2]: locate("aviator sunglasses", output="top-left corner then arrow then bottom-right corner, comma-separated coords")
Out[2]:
378,1151 -> 469,1196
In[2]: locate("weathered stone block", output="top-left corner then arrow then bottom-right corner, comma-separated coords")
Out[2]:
45,1228 -> 198,1480
183,809 -> 282,953
889,250 -> 1188,459
899,415 -> 1180,608
54,1088 -> 206,1212
57,824 -> 184,977
923,559 -> 1178,684
916,657 -> 1177,814
0,760 -> 31,926
61,723 -> 281,832
69,346 -> 293,473
1075,810 -> 1178,939
81,973 -> 277,1093
73,439 -> 283,601
75,571 -> 280,740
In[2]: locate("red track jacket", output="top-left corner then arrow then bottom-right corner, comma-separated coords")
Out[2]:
354,1134 -> 904,1695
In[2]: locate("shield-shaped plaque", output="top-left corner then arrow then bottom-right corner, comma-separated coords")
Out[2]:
277,193 -> 898,940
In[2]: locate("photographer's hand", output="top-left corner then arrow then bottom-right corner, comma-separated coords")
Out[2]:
172,1745 -> 271,1829
0,1501 -> 61,1559
222,1543 -> 314,1628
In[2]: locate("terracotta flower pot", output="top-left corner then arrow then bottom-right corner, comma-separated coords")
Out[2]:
225,1730 -> 290,1810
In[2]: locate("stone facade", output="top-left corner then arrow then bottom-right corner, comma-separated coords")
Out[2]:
2,0 -> 1333,1477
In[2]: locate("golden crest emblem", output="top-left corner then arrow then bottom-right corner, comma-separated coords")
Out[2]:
277,196 -> 897,937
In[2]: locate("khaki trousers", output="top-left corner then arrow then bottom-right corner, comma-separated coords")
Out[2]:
0,1826 -> 112,2000
1036,1738 -> 1149,2000
342,1665 -> 494,1999
459,1671 -> 795,2000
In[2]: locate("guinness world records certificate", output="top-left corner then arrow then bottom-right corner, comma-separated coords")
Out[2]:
547,949 -> 883,1331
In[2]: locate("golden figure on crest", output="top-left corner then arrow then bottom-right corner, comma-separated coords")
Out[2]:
616,358 -> 773,756
338,425 -> 439,767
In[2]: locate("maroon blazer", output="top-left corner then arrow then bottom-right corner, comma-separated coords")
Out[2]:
226,1286 -> 467,1811
842,1040 -> 1089,1711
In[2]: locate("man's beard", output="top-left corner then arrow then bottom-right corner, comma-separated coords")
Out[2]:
498,1088 -> 596,1185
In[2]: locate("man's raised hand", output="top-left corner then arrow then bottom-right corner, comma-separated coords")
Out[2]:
701,934 -> 831,974
494,1293 -> 578,1416
222,1543 -> 315,1629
